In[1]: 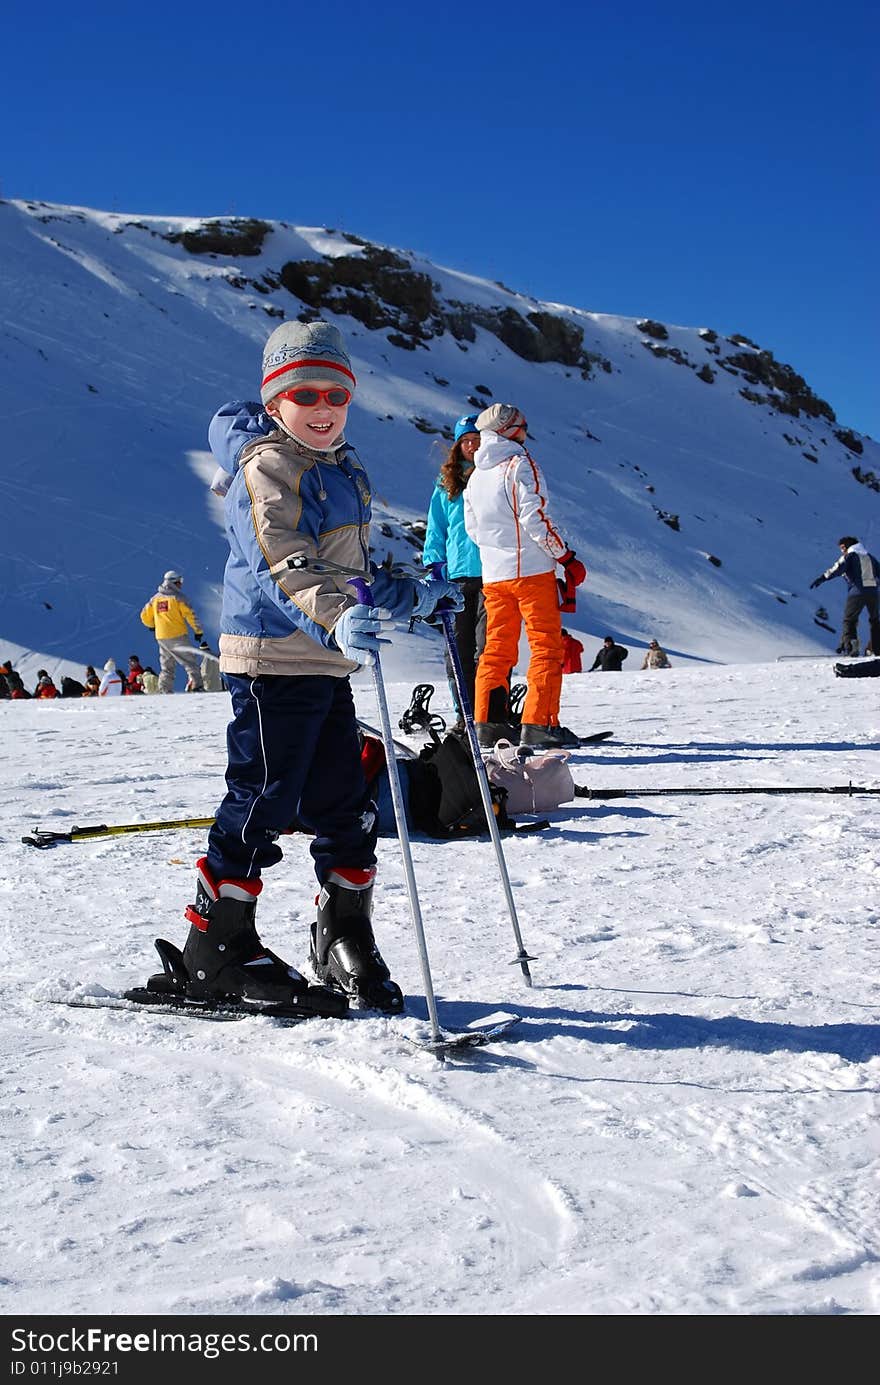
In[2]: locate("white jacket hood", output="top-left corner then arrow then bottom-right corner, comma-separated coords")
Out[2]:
473,432 -> 524,471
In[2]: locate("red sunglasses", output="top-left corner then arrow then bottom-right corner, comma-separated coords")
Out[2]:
276,386 -> 351,408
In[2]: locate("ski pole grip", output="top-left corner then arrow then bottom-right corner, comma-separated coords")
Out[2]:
348,577 -> 374,605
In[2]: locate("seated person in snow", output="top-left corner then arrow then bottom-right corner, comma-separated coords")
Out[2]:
641,639 -> 671,669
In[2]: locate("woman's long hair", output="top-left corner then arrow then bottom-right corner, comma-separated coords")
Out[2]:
439,438 -> 472,499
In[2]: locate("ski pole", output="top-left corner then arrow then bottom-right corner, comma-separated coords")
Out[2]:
22,817 -> 216,848
349,577 -> 444,1046
428,564 -> 536,986
575,783 -> 878,800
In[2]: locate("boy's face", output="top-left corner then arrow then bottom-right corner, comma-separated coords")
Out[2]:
267,377 -> 350,449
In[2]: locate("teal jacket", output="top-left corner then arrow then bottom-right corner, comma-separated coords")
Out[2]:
422,480 -> 482,579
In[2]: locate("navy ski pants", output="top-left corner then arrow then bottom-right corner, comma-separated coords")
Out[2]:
206,674 -> 377,884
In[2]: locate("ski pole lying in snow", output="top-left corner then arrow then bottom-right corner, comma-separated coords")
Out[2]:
429,564 -> 536,987
22,817 -> 216,848
575,783 -> 879,800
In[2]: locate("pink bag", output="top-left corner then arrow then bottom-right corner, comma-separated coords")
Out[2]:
483,740 -> 575,814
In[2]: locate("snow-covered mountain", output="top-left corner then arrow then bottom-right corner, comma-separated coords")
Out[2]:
2,197 -> 877,682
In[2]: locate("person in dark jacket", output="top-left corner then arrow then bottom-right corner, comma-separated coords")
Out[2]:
7,670 -> 31,698
810,536 -> 880,657
590,635 -> 628,672
0,659 -> 15,698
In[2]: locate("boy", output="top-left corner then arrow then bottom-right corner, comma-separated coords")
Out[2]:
140,321 -> 460,1018
463,403 -> 586,748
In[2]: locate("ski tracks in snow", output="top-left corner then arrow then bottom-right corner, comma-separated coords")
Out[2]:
5,998 -> 577,1315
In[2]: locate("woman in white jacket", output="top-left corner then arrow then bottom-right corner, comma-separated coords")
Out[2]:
463,404 -> 586,748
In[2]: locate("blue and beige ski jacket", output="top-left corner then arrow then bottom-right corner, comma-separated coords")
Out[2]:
209,402 -> 418,678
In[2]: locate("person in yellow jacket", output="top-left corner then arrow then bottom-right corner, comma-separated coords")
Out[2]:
140,571 -> 206,694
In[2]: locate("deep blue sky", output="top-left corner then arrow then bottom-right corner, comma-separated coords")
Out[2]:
4,0 -> 877,437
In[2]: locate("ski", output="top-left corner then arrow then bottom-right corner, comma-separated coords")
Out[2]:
576,730 -> 614,745
45,993 -> 522,1053
47,991 -> 250,1024
44,991 -> 311,1024
23,817 -> 216,848
407,1013 -> 522,1056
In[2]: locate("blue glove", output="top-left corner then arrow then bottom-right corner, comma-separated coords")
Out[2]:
412,577 -> 465,618
333,604 -> 392,666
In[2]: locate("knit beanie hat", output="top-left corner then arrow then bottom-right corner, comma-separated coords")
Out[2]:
475,402 -> 527,439
260,321 -> 356,407
103,659 -> 116,672
453,414 -> 479,442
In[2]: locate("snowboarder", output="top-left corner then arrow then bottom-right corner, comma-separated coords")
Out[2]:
422,414 -> 486,733
641,639 -> 671,669
463,403 -> 586,749
138,319 -> 461,1018
590,636 -> 629,672
810,536 -> 880,658
139,572 -> 206,693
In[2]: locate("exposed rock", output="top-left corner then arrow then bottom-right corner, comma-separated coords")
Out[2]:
638,319 -> 669,341
164,219 -> 272,257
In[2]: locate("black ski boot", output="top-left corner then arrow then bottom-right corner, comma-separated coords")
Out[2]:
520,723 -> 565,748
545,723 -> 581,748
309,867 -> 404,1014
476,721 -> 518,747
143,858 -> 348,1018
476,683 -> 518,747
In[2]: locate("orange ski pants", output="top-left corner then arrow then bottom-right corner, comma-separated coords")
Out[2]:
475,571 -> 564,727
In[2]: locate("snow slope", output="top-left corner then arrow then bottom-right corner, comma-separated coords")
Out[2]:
1,654 -> 878,1316
1,198 -> 878,686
